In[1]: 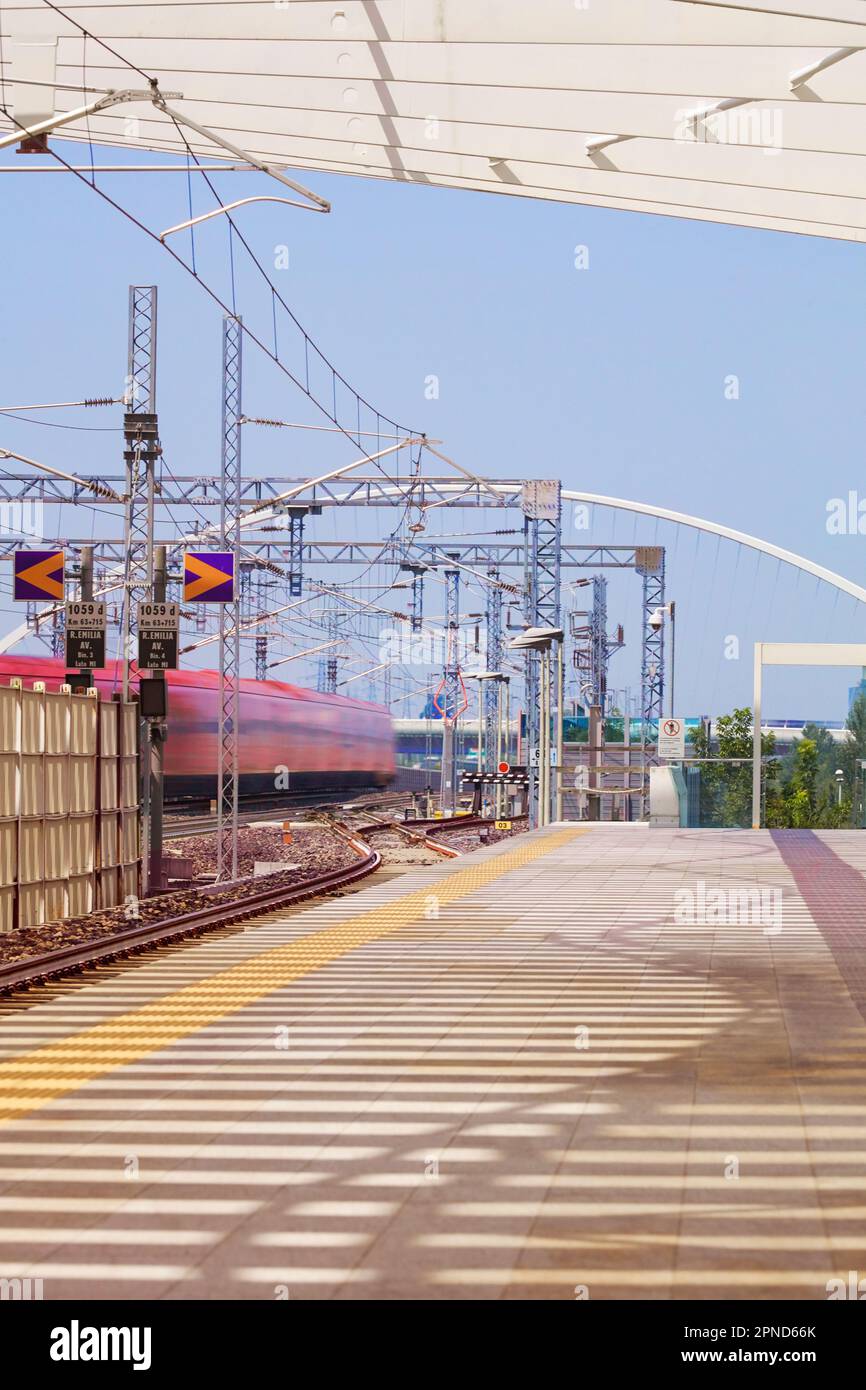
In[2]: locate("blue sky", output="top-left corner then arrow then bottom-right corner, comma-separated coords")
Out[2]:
1,149 -> 865,719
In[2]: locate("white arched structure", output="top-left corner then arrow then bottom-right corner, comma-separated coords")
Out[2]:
558,487 -> 866,606
288,478 -> 866,607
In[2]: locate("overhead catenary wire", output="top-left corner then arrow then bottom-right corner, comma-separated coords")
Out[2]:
163,106 -> 418,450
0,97 -> 420,477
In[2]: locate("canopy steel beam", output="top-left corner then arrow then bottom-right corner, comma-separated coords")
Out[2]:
0,536 -> 655,568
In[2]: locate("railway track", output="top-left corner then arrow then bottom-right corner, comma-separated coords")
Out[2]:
0,835 -> 381,998
165,788 -> 413,840
360,811 -> 529,834
0,803 -> 527,998
361,817 -> 461,859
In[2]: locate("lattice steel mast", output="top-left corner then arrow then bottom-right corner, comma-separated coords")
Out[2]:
522,482 -> 562,827
638,546 -> 666,806
438,562 -> 461,813
121,286 -> 159,703
216,315 -> 242,881
484,568 -> 503,769
119,286 -> 160,893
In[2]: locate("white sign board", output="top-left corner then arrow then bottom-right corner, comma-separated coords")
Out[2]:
658,717 -> 685,760
529,746 -> 558,767
65,600 -> 107,668
138,601 -> 179,630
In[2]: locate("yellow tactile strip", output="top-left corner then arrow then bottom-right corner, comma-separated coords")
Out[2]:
0,827 -> 585,1124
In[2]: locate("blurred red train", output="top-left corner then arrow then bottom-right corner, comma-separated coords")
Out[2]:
0,657 -> 396,800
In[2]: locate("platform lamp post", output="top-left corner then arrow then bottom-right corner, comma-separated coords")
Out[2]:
508,626 -> 564,829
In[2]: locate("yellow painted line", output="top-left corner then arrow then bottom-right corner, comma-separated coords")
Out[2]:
0,827 -> 587,1124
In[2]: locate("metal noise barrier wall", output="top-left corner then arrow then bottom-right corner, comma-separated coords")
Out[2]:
0,681 -> 141,933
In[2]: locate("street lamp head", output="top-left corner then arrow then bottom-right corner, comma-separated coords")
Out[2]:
507,625 -> 564,652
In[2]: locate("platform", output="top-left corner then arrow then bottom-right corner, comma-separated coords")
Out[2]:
1,824 -> 865,1301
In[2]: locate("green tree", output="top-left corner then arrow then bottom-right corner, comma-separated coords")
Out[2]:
791,737 -> 818,816
768,722 -> 858,829
800,722 -> 839,807
786,787 -> 812,828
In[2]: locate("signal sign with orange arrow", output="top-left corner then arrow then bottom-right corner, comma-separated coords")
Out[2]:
13,549 -> 65,602
183,551 -> 235,603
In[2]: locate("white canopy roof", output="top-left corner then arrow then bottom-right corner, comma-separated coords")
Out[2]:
2,0 -> 866,240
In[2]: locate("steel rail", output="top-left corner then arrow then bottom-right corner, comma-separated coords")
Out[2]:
0,842 -> 380,997
360,817 -> 462,859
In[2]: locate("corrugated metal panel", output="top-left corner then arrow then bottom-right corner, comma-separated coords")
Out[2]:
120,810 -> 139,866
120,863 -> 139,906
44,691 -> 69,754
100,811 -> 119,868
0,884 -> 15,934
69,814 -> 95,876
18,818 -> 44,884
69,873 -> 95,918
17,883 -> 43,930
43,817 -> 66,881
20,689 -> 43,755
70,755 -> 96,813
0,820 -> 16,889
0,683 -> 140,933
120,757 -> 138,810
120,704 -> 137,756
98,867 -> 121,910
45,753 -> 69,814
43,878 -> 68,926
0,687 -> 18,753
99,757 -> 119,811
99,701 -> 118,757
19,754 -> 43,816
0,753 -> 17,818
70,694 -> 97,756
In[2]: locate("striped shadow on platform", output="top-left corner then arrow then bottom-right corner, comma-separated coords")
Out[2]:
0,827 -> 586,1126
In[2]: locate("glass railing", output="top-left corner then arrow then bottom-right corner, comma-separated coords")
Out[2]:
674,761 -> 754,828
